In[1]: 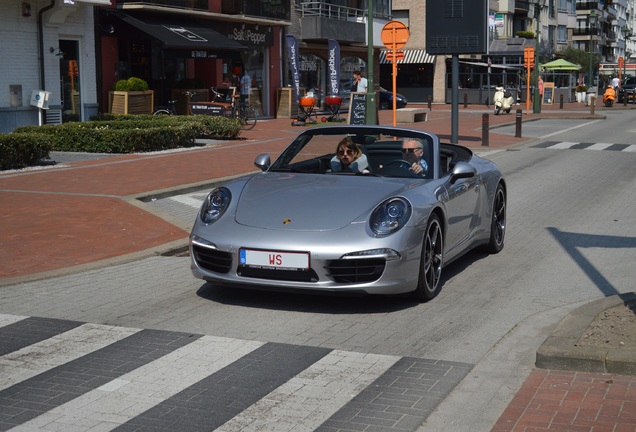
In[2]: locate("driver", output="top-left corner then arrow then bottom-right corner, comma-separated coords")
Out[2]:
401,138 -> 428,176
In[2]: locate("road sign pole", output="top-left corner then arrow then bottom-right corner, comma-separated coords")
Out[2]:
381,21 -> 409,128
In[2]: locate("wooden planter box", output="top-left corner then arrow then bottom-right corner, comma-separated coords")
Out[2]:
109,90 -> 154,114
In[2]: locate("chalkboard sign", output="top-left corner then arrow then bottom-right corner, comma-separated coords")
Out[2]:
542,82 -> 555,104
348,92 -> 367,125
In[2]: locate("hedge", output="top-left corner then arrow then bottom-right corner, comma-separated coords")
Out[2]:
0,133 -> 52,170
2,115 -> 242,171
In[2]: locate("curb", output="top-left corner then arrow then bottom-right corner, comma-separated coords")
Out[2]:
536,292 -> 636,376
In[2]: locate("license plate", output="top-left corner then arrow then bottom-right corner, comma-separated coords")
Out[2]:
239,248 -> 309,270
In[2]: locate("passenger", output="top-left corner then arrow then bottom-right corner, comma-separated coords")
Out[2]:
401,138 -> 428,176
330,137 -> 368,173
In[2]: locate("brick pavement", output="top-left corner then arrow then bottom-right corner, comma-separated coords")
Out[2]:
2,101 -> 636,432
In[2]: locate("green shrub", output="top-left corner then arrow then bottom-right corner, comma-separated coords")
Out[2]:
114,77 -> 149,92
10,115 -> 242,155
515,31 -> 535,39
0,133 -> 52,170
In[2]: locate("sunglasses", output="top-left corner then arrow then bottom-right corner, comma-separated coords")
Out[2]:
401,148 -> 422,154
338,149 -> 355,156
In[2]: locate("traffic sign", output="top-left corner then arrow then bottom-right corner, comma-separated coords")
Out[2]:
524,47 -> 535,68
385,51 -> 405,62
381,21 -> 409,50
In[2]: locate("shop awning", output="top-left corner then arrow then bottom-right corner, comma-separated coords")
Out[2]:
379,49 -> 435,64
112,12 -> 247,52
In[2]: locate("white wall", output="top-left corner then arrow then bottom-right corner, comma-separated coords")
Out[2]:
0,0 -> 98,132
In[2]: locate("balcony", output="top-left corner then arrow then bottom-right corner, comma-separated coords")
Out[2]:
298,1 -> 366,43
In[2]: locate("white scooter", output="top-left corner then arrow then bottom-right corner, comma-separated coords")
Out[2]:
493,86 -> 514,115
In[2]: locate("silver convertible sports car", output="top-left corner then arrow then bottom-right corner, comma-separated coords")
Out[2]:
190,125 -> 506,301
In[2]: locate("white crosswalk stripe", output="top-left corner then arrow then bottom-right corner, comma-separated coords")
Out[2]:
587,143 -> 615,150
13,336 -> 265,431
0,323 -> 140,391
170,194 -> 205,209
537,142 -> 636,152
215,350 -> 400,432
0,315 -> 471,432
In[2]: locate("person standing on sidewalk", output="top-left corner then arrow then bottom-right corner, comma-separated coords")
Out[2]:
240,69 -> 252,106
352,70 -> 367,93
538,75 -> 544,104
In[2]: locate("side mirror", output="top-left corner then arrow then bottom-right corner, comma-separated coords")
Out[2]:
449,162 -> 476,184
254,153 -> 271,171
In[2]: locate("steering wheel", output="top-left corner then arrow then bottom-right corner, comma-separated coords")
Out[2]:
383,159 -> 413,170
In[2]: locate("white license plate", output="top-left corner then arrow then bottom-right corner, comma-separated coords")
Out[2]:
239,248 -> 309,270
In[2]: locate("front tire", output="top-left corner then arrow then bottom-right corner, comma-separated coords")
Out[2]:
153,108 -> 171,116
413,214 -> 444,302
240,107 -> 257,130
485,183 -> 506,254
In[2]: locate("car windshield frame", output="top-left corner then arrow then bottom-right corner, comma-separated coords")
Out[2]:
268,126 -> 438,179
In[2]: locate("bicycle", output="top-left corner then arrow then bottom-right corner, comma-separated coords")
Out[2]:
210,87 -> 257,130
153,91 -> 196,116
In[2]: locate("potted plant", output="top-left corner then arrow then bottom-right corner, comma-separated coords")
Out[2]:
171,78 -> 209,115
109,77 -> 154,114
575,85 -> 588,103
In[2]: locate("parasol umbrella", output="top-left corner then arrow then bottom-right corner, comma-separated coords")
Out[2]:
541,59 -> 582,70
541,59 -> 582,92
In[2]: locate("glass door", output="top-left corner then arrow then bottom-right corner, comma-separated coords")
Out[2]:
59,40 -> 81,122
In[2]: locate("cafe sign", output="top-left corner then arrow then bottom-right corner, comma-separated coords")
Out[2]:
223,24 -> 273,47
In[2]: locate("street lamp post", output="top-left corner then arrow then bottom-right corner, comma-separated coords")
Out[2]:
588,10 -> 596,88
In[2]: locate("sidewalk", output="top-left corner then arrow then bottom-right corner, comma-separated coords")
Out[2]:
1,101 -> 635,431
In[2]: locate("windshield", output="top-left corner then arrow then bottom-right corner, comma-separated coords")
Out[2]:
268,127 -> 436,179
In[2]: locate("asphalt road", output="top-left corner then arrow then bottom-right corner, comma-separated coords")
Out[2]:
1,114 -> 635,431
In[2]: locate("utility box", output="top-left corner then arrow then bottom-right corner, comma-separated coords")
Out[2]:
30,90 -> 51,109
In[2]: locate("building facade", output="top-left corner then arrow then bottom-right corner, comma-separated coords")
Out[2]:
0,0 -> 106,133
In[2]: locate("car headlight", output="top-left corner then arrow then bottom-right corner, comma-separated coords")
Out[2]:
370,197 -> 412,235
200,187 -> 231,224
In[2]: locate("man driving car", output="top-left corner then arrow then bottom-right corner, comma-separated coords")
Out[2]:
401,138 -> 428,176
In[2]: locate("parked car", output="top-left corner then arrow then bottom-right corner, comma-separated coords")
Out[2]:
617,75 -> 636,103
337,85 -> 408,111
378,87 -> 408,110
190,125 -> 506,301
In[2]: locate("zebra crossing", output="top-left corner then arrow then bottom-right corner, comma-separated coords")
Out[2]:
0,314 -> 472,432
533,141 -> 636,152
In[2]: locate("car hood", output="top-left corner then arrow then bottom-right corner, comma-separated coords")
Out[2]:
234,173 -> 413,231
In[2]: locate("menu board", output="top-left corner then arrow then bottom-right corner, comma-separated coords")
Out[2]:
542,82 -> 555,104
348,92 -> 367,125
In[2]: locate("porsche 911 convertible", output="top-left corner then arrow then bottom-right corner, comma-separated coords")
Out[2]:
190,125 -> 506,301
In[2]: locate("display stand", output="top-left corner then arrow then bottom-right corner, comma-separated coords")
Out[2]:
276,88 -> 299,119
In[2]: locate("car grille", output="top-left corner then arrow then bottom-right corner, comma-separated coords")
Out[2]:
238,266 -> 319,282
192,245 -> 232,273
325,258 -> 386,283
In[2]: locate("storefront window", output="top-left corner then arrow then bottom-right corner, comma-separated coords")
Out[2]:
340,55 -> 366,93
297,53 -> 325,103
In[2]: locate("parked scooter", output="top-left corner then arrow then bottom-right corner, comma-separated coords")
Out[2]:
603,85 -> 615,107
493,86 -> 514,115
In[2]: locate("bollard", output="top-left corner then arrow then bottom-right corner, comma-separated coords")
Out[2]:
464,93 -> 468,108
482,113 -> 489,146
559,94 -> 564,109
624,91 -> 628,106
590,95 -> 595,115
428,95 -> 432,110
515,109 -> 522,138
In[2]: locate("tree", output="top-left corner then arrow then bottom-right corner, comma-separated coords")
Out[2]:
553,47 -> 598,78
